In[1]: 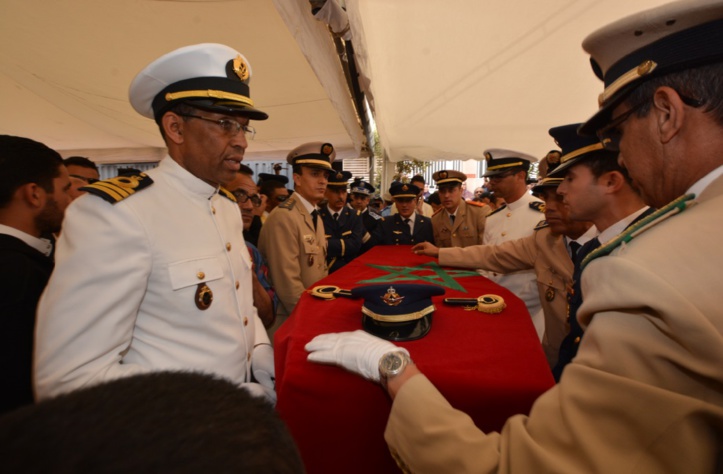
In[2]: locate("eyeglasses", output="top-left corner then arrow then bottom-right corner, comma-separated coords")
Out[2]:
276,195 -> 288,203
597,92 -> 704,151
70,174 -> 99,184
231,189 -> 262,206
179,113 -> 256,139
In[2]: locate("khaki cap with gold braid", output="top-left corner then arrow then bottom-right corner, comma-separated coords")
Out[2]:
286,142 -> 335,171
579,0 -> 723,135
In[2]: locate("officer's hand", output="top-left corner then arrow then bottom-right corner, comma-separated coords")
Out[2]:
242,382 -> 277,405
412,242 -> 439,257
252,343 -> 275,393
305,330 -> 408,382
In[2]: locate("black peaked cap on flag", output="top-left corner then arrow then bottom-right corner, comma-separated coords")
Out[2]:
352,284 -> 445,342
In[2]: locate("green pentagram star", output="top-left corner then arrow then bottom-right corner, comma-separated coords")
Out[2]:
357,261 -> 479,292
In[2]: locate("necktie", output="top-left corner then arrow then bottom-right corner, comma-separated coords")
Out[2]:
569,241 -> 581,259
333,212 -> 339,221
450,215 -> 456,225
404,218 -> 413,233
311,210 -> 318,231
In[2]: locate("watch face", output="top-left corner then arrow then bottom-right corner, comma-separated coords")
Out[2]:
386,354 -> 403,372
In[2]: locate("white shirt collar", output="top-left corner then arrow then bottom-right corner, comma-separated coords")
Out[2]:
326,204 -> 344,216
294,192 -> 317,215
688,164 -> 723,198
401,212 -> 417,224
566,224 -> 599,249
160,156 -> 219,199
598,206 -> 650,244
0,224 -> 53,256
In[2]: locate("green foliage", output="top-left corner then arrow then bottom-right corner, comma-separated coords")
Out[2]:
393,160 -> 430,183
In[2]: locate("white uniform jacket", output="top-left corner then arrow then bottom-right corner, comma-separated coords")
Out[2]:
34,157 -> 270,400
481,193 -> 545,336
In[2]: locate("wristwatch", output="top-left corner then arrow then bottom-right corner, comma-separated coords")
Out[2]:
378,351 -> 412,390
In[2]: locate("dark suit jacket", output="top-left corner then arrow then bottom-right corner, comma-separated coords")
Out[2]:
553,207 -> 656,381
0,234 -> 54,413
373,213 -> 435,246
320,207 -> 365,273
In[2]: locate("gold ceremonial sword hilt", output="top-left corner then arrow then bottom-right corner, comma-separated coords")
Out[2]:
443,294 -> 506,314
309,285 -> 354,300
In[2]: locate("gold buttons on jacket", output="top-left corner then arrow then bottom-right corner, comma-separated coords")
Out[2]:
247,352 -> 252,361
501,232 -> 507,237
197,271 -> 205,280
226,242 -> 232,251
574,336 -> 581,344
506,212 -> 512,217
212,206 -> 216,214
235,281 -> 240,289
243,317 -> 249,326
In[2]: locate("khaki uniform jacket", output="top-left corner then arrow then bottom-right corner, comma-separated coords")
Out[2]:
432,200 -> 487,248
438,225 -> 572,368
384,175 -> 723,473
258,194 -> 327,323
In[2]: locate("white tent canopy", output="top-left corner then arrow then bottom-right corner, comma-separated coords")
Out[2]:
1,0 -> 666,165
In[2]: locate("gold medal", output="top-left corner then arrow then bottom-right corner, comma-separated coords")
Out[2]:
195,283 -> 213,310
545,286 -> 555,301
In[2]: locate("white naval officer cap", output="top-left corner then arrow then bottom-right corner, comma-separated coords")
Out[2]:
482,148 -> 538,177
129,43 -> 269,123
579,0 -> 723,135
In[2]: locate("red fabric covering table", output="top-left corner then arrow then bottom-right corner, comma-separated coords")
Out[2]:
275,245 -> 554,473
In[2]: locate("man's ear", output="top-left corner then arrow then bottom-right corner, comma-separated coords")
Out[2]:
651,86 -> 685,145
162,112 -> 185,144
19,182 -> 46,209
602,170 -> 627,194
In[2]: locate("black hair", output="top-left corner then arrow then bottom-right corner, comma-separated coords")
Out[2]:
0,371 -> 304,473
0,135 -> 63,208
63,156 -> 98,172
238,164 -> 254,176
628,62 -> 723,127
259,179 -> 287,197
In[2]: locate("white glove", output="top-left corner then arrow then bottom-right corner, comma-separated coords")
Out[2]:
305,330 -> 408,382
241,382 -> 277,406
252,343 -> 275,393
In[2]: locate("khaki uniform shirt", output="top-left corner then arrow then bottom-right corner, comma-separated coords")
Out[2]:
384,175 -> 723,473
258,194 -> 327,333
439,225 -> 572,368
432,200 -> 487,248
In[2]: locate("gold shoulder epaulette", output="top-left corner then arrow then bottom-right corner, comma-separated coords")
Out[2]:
487,204 -> 507,217
529,201 -> 546,213
432,207 -> 444,217
81,174 -> 153,204
278,196 -> 297,210
534,219 -> 549,231
466,200 -> 485,208
218,187 -> 236,202
581,194 -> 696,270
